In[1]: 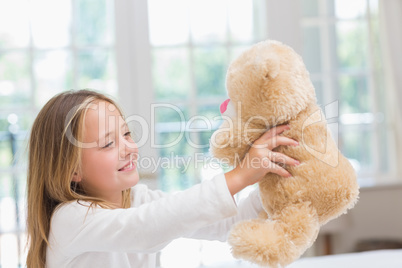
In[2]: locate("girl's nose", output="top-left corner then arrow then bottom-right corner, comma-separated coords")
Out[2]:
119,136 -> 138,159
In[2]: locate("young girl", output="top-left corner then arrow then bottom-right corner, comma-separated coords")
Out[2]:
26,89 -> 299,268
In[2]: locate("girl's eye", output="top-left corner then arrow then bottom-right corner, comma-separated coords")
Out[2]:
124,131 -> 131,137
102,141 -> 114,148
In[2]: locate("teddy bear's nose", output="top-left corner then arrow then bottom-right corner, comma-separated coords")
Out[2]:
220,99 -> 231,114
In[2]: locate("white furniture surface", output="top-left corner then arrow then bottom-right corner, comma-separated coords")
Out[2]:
288,249 -> 402,268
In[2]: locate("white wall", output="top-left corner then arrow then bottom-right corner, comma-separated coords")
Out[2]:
315,183 -> 402,255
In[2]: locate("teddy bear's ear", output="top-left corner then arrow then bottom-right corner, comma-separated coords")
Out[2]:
257,53 -> 280,80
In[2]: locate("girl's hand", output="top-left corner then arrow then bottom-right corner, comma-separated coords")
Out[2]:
224,125 -> 300,196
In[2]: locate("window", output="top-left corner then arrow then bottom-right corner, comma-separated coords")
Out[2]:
147,0 -> 267,192
0,0 -> 116,266
300,0 -> 395,183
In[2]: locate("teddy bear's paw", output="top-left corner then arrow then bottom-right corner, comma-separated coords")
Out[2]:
228,219 -> 292,267
273,202 -> 320,248
228,203 -> 321,267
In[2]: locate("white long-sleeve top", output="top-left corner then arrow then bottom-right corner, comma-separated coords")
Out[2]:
46,174 -> 262,268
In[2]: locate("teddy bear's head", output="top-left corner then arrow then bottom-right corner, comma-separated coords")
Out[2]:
221,40 -> 317,127
211,40 -> 319,165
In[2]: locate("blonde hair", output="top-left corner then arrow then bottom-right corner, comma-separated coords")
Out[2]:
26,89 -> 132,267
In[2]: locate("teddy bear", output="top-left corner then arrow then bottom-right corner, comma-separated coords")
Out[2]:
210,40 -> 359,267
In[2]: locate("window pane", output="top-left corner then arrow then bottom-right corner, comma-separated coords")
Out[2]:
0,174 -> 11,199
196,106 -> 221,153
34,50 -> 73,107
190,0 -> 227,44
75,0 -> 114,46
197,131 -> 213,153
152,48 -> 191,101
198,105 -> 221,121
157,133 -> 197,191
230,45 -> 249,62
6,113 -> 32,133
77,49 -> 117,95
337,21 -> 368,70
0,115 -> 12,168
30,0 -> 71,49
155,104 -> 189,123
228,0 -> 253,43
148,0 -> 189,46
159,158 -> 197,192
194,47 -> 227,97
339,75 -> 370,114
0,0 -> 30,48
158,132 -> 193,155
302,26 -> 322,73
0,116 -> 6,133
335,0 -> 367,20
312,80 -> 324,106
16,173 -> 27,223
0,52 -> 31,108
0,139 -> 12,168
341,129 -> 373,174
369,0 -> 379,16
0,112 -> 30,166
328,23 -> 338,69
185,120 -> 213,151
336,21 -> 368,71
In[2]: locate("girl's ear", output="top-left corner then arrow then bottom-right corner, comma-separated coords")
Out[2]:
72,172 -> 82,182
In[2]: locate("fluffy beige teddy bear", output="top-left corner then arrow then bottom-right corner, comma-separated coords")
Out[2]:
210,40 -> 359,267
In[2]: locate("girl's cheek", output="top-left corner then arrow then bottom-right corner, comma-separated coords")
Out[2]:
105,147 -> 119,160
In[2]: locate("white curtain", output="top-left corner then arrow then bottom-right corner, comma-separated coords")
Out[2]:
379,0 -> 402,174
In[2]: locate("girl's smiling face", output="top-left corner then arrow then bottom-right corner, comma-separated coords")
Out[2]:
75,101 -> 139,206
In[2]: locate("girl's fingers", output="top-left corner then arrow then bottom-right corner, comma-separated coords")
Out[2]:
266,136 -> 299,150
262,159 -> 292,177
258,124 -> 290,141
267,151 -> 300,166
254,135 -> 298,149
245,125 -> 298,179
254,125 -> 297,149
